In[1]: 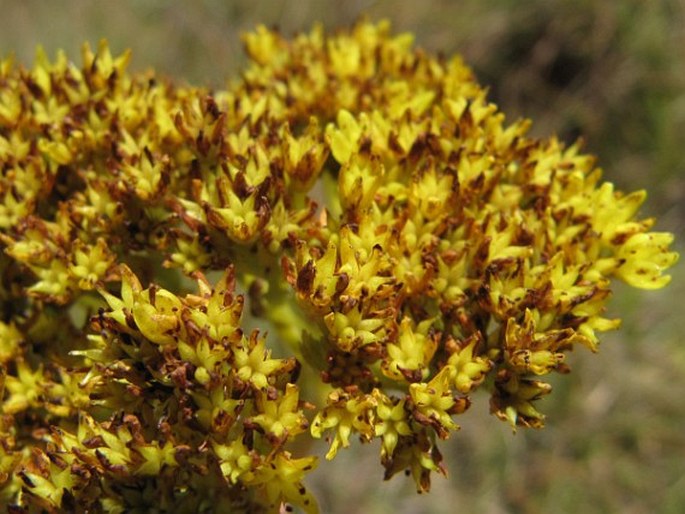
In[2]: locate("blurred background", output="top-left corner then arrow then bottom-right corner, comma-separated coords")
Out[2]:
1,1 -> 683,512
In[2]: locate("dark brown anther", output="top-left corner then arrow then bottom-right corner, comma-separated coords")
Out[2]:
82,435 -> 106,449
296,261 -> 316,294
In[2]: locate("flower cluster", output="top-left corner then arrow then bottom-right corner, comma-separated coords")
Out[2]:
0,21 -> 677,513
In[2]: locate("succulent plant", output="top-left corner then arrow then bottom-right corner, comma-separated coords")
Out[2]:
0,20 -> 677,513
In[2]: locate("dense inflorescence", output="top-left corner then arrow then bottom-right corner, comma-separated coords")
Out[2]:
0,21 -> 678,513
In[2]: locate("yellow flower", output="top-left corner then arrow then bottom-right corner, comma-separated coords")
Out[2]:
614,232 -> 678,289
373,389 -> 412,458
69,238 -> 115,289
311,389 -> 376,460
491,373 -> 553,430
134,440 -> 179,476
212,438 -> 254,484
409,366 -> 462,438
3,359 -> 44,414
0,321 -> 23,364
18,450 -> 79,509
446,336 -> 492,393
242,24 -> 284,66
324,303 -> 389,352
326,109 -> 363,164
234,333 -> 292,390
248,383 -> 309,442
244,451 -> 319,514
131,285 -> 184,347
383,317 -> 438,383
0,19 -> 679,510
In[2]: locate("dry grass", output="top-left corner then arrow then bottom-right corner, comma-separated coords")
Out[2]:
1,1 -> 683,512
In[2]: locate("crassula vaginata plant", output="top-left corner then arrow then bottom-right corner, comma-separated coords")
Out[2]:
0,20 -> 678,513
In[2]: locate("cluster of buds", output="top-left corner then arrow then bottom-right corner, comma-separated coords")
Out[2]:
0,20 -> 677,513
